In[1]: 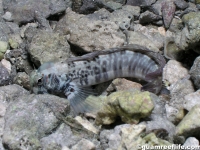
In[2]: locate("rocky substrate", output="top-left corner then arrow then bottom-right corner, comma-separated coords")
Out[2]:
0,0 -> 200,149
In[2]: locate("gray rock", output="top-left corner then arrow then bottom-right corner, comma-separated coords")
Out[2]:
79,0 -> 125,14
139,10 -> 162,24
190,56 -> 200,89
100,124 -> 131,150
163,60 -> 195,123
0,41 -> 8,60
40,123 -> 81,149
184,90 -> 200,111
5,49 -> 33,74
169,17 -> 183,32
2,0 -> 71,26
162,1 -> 176,29
149,0 -> 163,16
163,60 -> 189,86
28,30 -> 71,67
100,129 -> 113,149
0,62 -> 12,86
174,0 -> 189,10
2,11 -> 13,22
127,31 -> 160,52
133,24 -> 165,49
146,117 -> 176,140
55,8 -> 125,52
71,138 -> 96,150
184,137 -> 199,145
126,0 -> 156,7
0,84 -> 29,150
2,94 -> 70,149
176,105 -> 200,138
13,72 -> 30,90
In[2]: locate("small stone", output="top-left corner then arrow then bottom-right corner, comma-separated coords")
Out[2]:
183,137 -> 199,147
1,59 -> 11,73
74,116 -> 99,134
71,139 -> 95,150
139,11 -> 161,24
2,12 -> 13,21
0,41 -> 8,60
176,105 -> 200,137
190,56 -> 200,89
163,60 -> 189,86
174,0 -> 189,10
184,90 -> 200,111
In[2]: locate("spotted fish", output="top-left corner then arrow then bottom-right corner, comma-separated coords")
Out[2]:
30,44 -> 166,114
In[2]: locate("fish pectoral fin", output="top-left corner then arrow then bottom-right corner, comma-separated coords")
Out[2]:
65,86 -> 100,115
141,78 -> 162,94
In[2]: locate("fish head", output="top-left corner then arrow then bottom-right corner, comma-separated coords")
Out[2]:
30,70 -> 47,94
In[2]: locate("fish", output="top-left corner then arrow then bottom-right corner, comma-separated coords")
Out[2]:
30,44 -> 166,114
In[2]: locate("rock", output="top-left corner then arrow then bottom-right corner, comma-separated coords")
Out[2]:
176,105 -> 200,138
190,56 -> 200,89
1,59 -> 11,73
2,94 -> 70,149
0,41 -> 8,60
107,124 -> 131,150
127,31 -> 160,52
162,1 -> 176,29
108,7 -> 134,31
106,78 -> 142,93
184,90 -> 200,111
13,72 -> 30,90
71,138 -> 95,150
133,24 -> 165,49
119,124 -> 172,149
163,60 -> 195,123
40,123 -> 81,149
2,0 -> 71,26
176,12 -> 200,53
174,0 -> 189,10
126,0 -> 156,7
146,117 -> 176,140
0,84 -> 29,150
28,30 -> 71,67
95,90 -> 154,125
183,137 -> 199,147
163,60 -> 190,86
139,11 -> 162,24
79,0 -> 124,14
8,34 -> 23,49
0,62 -> 12,86
149,0 -> 163,16
74,116 -> 99,134
169,17 -> 183,32
55,8 -> 125,52
20,23 -> 38,38
2,11 -> 13,22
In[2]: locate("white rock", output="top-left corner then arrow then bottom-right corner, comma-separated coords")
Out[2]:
2,11 -> 13,21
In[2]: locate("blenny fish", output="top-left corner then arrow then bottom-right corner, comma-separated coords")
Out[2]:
30,44 -> 166,114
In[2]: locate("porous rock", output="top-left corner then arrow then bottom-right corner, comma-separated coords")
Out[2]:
184,90 -> 200,111
95,90 -> 154,125
176,105 -> 200,138
2,94 -> 70,149
128,31 -> 160,52
190,56 -> 200,89
28,30 -> 71,67
2,0 -> 71,26
0,41 -> 8,60
40,123 -> 81,150
163,60 -> 195,123
55,8 -> 125,52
